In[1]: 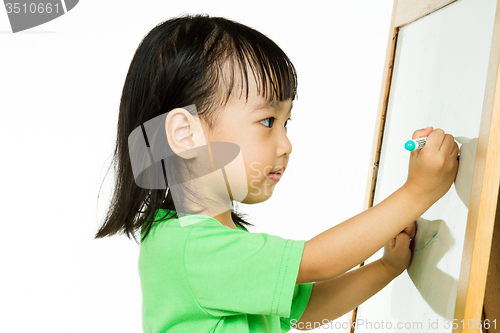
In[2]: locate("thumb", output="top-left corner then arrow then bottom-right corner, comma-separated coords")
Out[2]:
411,127 -> 433,157
394,232 -> 411,251
412,126 -> 434,140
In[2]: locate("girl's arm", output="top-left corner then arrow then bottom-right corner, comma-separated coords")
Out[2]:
297,127 -> 458,284
294,259 -> 399,331
294,222 -> 417,331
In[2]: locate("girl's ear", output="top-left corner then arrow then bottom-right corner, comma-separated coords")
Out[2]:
165,108 -> 207,159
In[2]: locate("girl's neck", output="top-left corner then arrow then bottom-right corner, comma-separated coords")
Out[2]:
212,211 -> 238,230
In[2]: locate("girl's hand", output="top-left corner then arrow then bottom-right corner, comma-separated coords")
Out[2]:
403,127 -> 459,207
380,221 -> 417,277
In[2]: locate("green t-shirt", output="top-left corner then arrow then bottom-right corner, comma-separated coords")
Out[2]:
138,209 -> 313,333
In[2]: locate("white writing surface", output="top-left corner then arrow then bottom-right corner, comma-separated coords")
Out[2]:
355,0 -> 497,332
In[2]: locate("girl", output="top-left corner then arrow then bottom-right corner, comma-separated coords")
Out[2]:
95,14 -> 459,332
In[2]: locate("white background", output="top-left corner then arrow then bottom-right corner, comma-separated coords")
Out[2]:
0,1 -> 393,332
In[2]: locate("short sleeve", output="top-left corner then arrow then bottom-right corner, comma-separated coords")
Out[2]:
184,222 -> 307,318
280,283 -> 314,332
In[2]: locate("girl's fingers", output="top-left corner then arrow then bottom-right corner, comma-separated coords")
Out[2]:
389,237 -> 396,248
411,127 -> 433,157
402,221 -> 417,239
426,128 -> 445,150
409,224 -> 417,239
440,133 -> 455,152
412,127 -> 433,140
394,232 -> 411,251
451,141 -> 459,156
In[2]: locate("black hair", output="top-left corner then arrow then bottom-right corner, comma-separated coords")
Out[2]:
95,13 -> 298,243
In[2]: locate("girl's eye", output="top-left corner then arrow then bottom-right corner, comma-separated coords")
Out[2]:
260,117 -> 293,128
260,117 -> 275,128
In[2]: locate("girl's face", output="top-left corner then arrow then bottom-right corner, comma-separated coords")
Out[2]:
205,72 -> 293,204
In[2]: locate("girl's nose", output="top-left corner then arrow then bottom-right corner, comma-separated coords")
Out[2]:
277,132 -> 292,157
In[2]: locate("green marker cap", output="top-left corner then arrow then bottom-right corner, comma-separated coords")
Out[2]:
405,140 -> 416,151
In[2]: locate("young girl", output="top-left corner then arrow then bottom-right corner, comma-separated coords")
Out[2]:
95,14 -> 459,332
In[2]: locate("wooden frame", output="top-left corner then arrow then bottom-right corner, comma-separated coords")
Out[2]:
348,0 -> 500,332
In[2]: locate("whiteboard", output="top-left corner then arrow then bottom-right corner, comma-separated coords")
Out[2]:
355,0 -> 498,332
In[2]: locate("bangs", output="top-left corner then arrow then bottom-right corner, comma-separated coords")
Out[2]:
210,20 -> 298,106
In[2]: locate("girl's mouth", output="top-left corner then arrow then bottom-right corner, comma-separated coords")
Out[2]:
267,173 -> 281,182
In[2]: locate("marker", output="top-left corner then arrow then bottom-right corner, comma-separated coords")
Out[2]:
405,136 -> 460,151
405,137 -> 427,151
